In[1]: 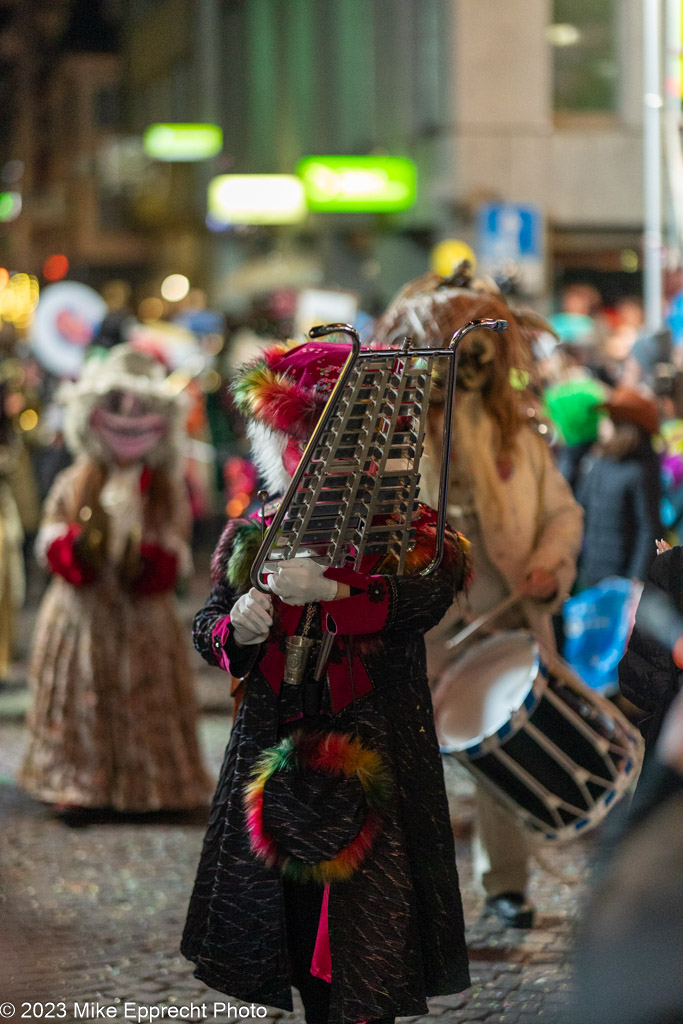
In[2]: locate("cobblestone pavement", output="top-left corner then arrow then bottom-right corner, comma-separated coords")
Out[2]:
0,579 -> 591,1024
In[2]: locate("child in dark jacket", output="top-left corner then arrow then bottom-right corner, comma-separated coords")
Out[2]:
576,387 -> 663,590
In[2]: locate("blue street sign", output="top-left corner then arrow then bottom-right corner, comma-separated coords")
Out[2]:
476,202 -> 544,293
477,202 -> 542,260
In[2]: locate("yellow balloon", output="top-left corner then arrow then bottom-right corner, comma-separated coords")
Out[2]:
430,239 -> 477,278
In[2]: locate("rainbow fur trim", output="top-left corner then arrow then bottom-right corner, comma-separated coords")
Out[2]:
210,518 -> 262,591
244,731 -> 391,884
232,343 -> 322,441
376,512 -> 473,592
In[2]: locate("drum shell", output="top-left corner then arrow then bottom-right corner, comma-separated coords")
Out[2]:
434,632 -> 644,841
434,631 -> 547,755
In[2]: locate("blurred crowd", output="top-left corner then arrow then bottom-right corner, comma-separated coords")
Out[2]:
529,280 -> 683,590
2,269 -> 683,695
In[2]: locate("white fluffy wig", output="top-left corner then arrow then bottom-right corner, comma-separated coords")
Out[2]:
59,344 -> 188,471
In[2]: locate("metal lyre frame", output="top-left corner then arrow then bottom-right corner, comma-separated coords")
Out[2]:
250,319 -> 507,589
250,317 -> 507,678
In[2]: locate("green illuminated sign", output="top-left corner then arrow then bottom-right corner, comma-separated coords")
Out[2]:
143,124 -> 223,162
297,155 -> 417,212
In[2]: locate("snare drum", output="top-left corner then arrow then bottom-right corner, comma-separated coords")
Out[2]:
432,631 -> 644,841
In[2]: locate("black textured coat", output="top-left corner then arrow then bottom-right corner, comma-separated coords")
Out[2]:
619,545 -> 683,751
182,518 -> 470,1024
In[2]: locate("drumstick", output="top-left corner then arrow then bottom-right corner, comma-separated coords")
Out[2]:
445,591 -> 524,650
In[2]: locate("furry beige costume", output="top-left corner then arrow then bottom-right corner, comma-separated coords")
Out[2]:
421,391 -> 582,671
21,346 -> 210,811
372,271 -> 583,922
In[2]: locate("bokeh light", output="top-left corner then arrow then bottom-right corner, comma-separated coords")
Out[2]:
43,254 -> 69,282
203,333 -> 224,356
0,268 -> 9,291
200,369 -> 222,393
1,160 -> 24,185
18,408 -> 38,432
5,392 -> 25,417
0,273 -> 40,329
546,23 -> 581,46
138,296 -> 165,322
161,274 -> 190,302
1,359 -> 25,388
0,191 -> 22,222
224,457 -> 257,517
620,249 -> 639,273
226,496 -> 250,517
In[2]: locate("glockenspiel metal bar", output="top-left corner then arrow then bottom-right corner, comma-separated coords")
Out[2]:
285,363 -> 388,562
396,368 -> 431,571
354,357 -> 415,566
324,361 -> 397,565
280,354 -> 428,567
278,397 -> 362,557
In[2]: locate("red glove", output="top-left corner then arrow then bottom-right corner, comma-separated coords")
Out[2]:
46,525 -> 98,586
128,543 -> 178,596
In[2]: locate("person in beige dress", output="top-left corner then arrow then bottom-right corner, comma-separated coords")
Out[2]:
21,345 -> 211,812
372,270 -> 583,927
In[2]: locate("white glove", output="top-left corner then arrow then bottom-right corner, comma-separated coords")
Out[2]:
264,556 -> 338,606
230,588 -> 273,646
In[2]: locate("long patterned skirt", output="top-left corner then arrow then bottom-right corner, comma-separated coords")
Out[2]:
20,575 -> 211,811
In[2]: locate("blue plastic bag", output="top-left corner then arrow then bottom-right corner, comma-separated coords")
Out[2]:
562,577 -> 640,695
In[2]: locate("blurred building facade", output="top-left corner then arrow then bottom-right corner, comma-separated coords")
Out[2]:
121,0 -> 646,311
0,0 -> 651,313
454,0 -> 644,299
0,0 -> 151,287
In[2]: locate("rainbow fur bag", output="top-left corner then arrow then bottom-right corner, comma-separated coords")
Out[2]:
244,730 -> 391,884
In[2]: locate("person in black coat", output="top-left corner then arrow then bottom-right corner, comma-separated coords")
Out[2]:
181,340 -> 473,1024
618,544 -> 683,753
569,683 -> 683,1024
576,387 -> 663,590
568,547 -> 683,1024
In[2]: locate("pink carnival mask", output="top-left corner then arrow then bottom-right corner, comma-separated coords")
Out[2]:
90,389 -> 168,463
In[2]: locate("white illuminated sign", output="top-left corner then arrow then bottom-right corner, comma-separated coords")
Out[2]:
207,175 -> 307,225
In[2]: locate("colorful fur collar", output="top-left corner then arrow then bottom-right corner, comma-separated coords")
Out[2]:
231,342 -> 322,441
